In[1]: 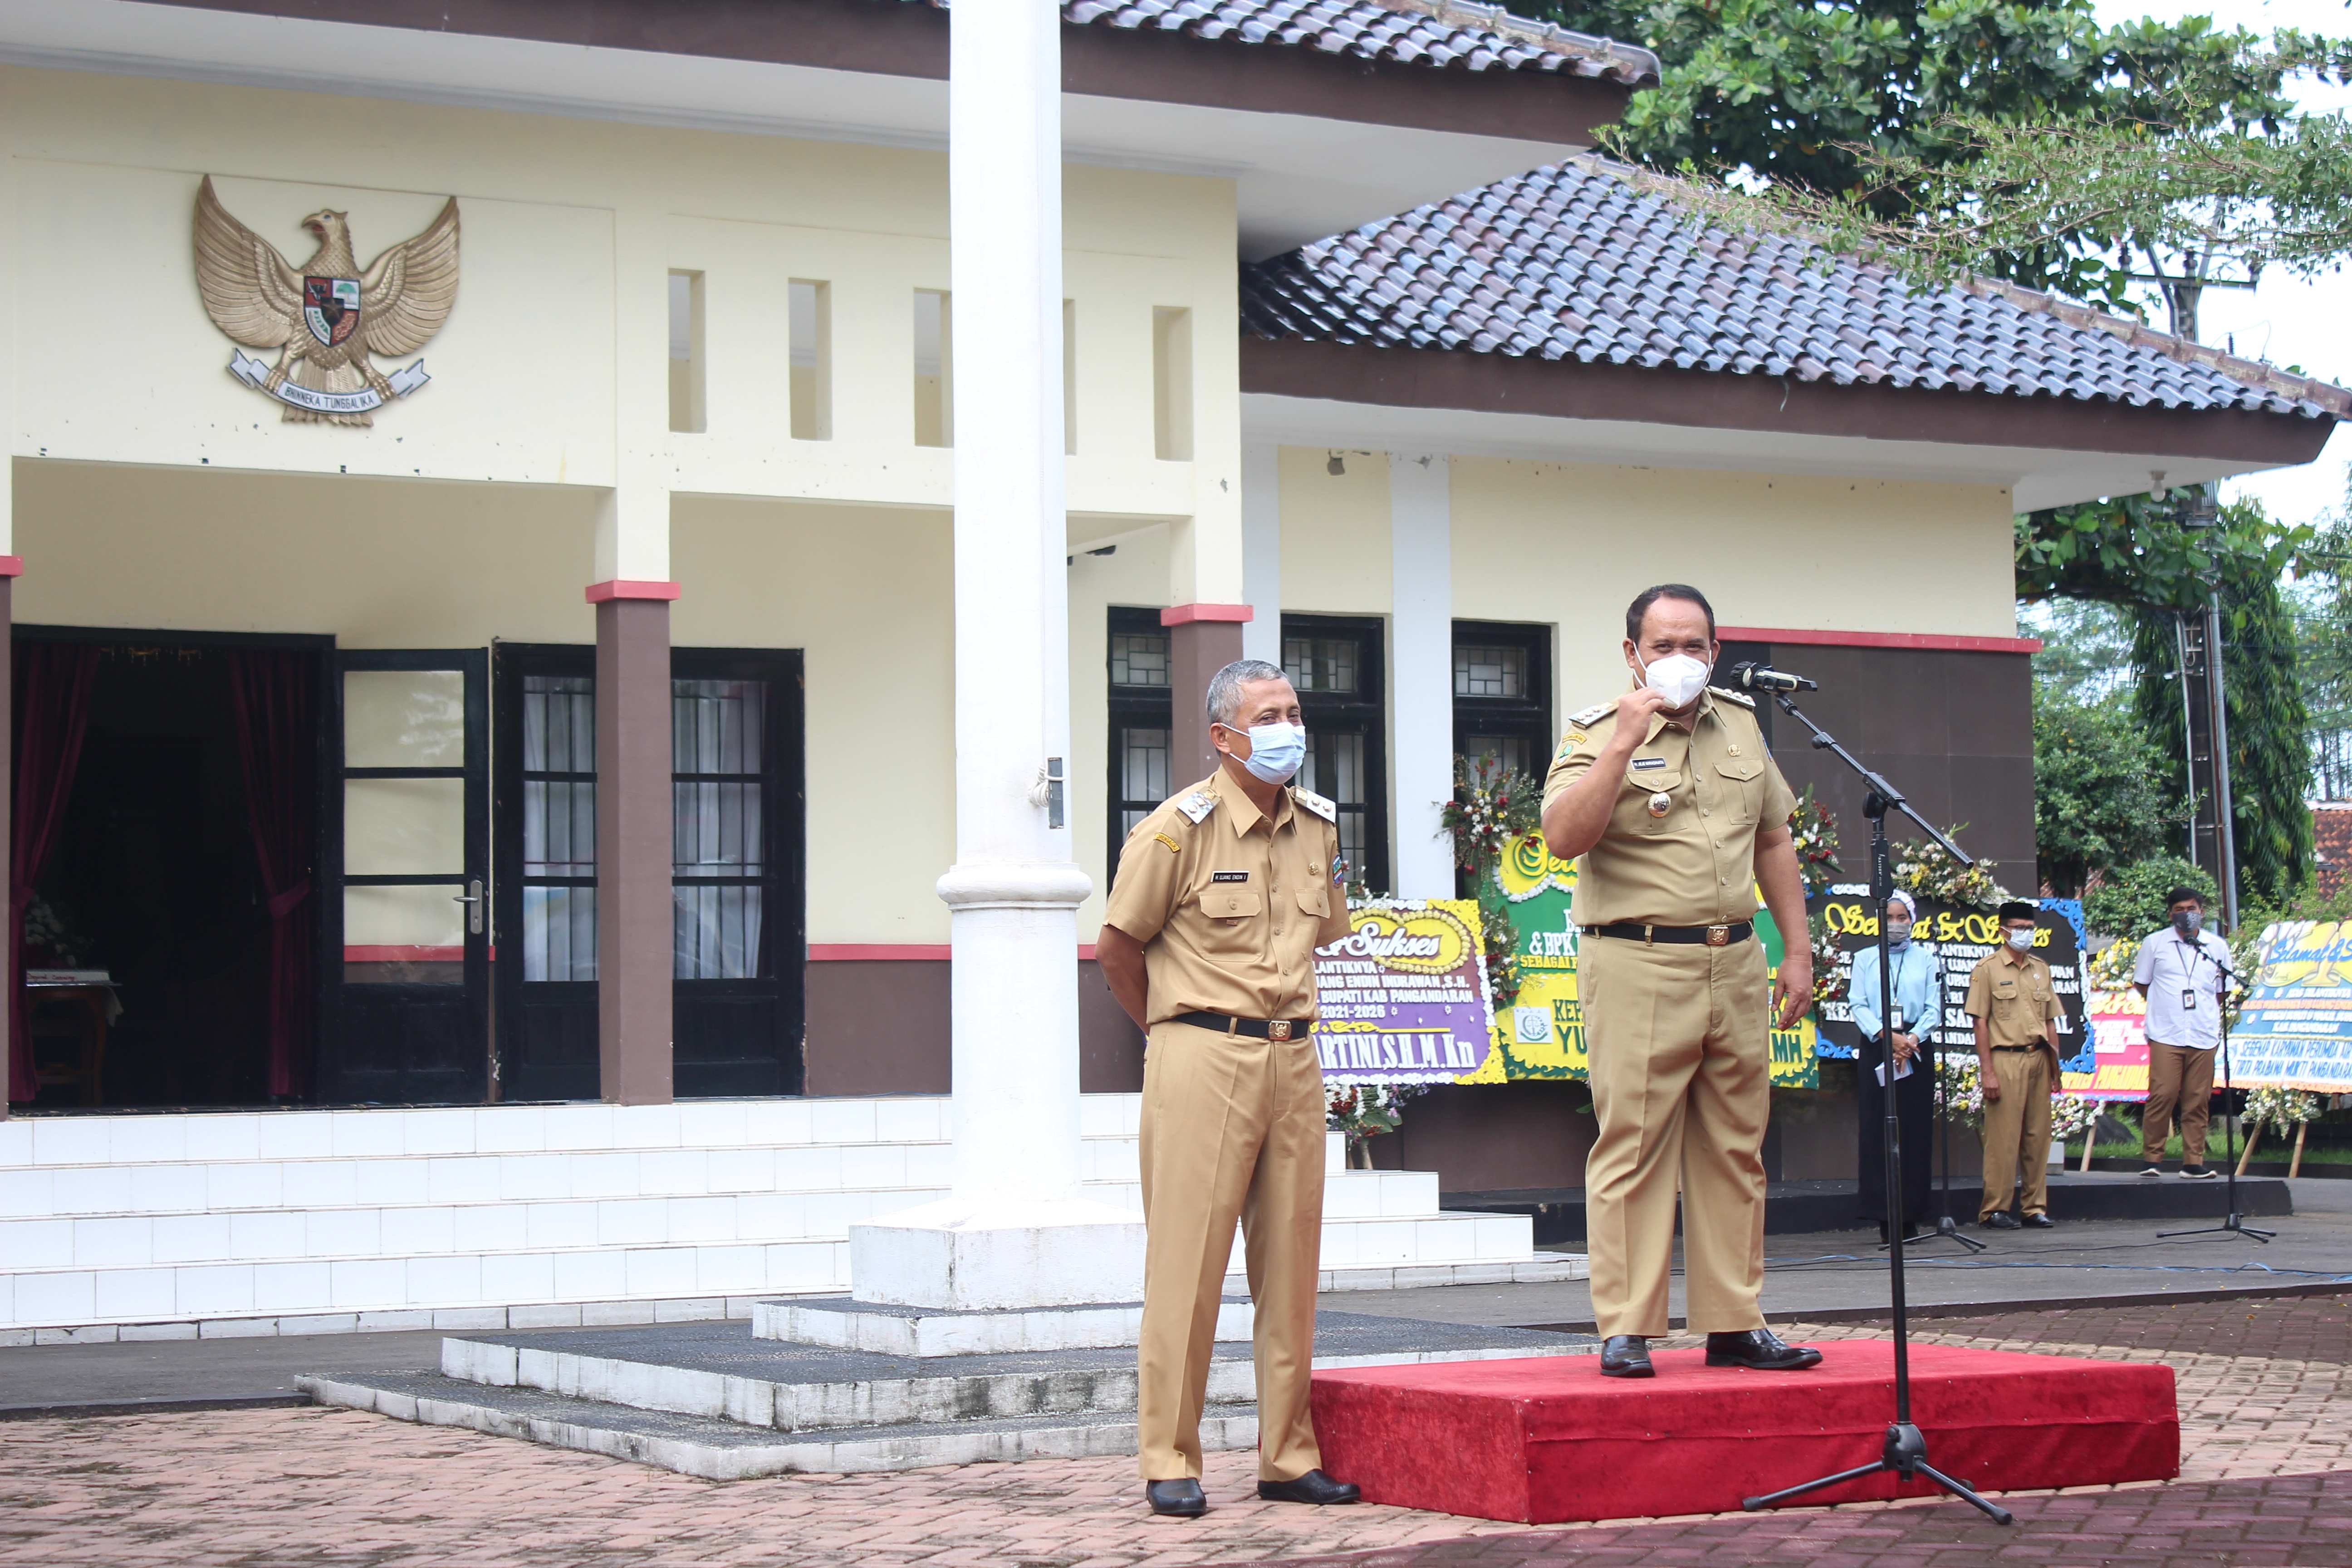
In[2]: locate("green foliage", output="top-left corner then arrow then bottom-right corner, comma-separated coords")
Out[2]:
1531,0 -> 2303,299
2033,688 -> 2177,897
2082,854 -> 2217,941
2017,492 -> 2314,618
2118,508 -> 2315,911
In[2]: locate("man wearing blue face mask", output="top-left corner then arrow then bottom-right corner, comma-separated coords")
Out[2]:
2132,887 -> 2228,1178
1098,659 -> 1357,1518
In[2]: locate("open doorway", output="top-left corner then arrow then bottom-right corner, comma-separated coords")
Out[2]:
9,630 -> 327,1111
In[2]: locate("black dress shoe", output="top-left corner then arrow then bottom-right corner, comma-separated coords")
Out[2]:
2023,1211 -> 2056,1229
1981,1211 -> 2023,1230
1146,1478 -> 1206,1517
1705,1329 -> 1824,1371
1256,1470 -> 1360,1505
1599,1334 -> 1654,1378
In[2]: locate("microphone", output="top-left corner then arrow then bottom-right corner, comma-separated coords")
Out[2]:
1729,661 -> 1818,694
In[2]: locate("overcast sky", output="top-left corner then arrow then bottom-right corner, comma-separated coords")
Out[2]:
2090,0 -> 2352,528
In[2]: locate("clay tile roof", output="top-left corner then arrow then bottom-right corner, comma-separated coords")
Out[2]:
922,0 -> 1661,84
1240,158 -> 2352,419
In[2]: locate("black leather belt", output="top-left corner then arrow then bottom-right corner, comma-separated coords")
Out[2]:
1172,1010 -> 1308,1041
1583,921 -> 1754,947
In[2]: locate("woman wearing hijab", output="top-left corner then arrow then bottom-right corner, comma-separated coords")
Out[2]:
1849,890 -> 1940,1240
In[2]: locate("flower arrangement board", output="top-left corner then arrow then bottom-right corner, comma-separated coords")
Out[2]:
1808,889 -> 2091,1076
2225,921 -> 2352,1092
2068,987 -> 2154,1102
1478,831 -> 1817,1088
1312,898 -> 1497,1085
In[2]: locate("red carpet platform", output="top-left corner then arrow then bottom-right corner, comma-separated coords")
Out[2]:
1312,1340 -> 2178,1523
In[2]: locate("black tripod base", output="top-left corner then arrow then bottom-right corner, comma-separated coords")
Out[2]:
1883,1214 -> 1988,1254
1741,1423 -> 2014,1524
2157,1213 -> 2276,1243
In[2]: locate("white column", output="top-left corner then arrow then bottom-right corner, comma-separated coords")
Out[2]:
1240,442 -> 1282,667
1389,452 -> 1455,900
849,0 -> 1144,1311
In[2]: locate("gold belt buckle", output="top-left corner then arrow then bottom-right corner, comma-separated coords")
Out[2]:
1268,1020 -> 1294,1041
1705,924 -> 1731,947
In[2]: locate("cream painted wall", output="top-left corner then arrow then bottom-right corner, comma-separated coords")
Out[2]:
671,496 -> 956,946
1446,457 -> 2019,708
1,64 -> 1237,555
1277,444 -> 1392,615
1065,526 -> 1174,940
11,459 -> 595,643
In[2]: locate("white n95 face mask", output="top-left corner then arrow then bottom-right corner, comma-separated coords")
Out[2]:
1639,652 -> 1711,709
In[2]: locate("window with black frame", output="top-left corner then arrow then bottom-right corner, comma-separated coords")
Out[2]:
1282,613 -> 1388,892
1451,622 -> 1553,784
1106,608 -> 1174,886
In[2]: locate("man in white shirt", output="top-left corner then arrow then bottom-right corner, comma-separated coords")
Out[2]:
2132,887 -> 2230,1179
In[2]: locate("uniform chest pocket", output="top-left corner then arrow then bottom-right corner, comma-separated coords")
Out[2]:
1197,889 -> 1263,921
1295,882 -> 1329,919
1992,980 -> 2019,1007
1616,771 -> 1685,834
1715,758 -> 1764,823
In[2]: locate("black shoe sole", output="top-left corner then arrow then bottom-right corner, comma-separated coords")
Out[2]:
1705,1353 -> 1825,1371
1598,1362 -> 1655,1378
1150,1503 -> 1208,1518
1255,1486 -> 1361,1505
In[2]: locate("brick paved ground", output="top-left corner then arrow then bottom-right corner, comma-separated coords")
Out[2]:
1,1294 -> 2347,1568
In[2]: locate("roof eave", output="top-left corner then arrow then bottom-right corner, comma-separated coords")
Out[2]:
1241,335 -> 2339,471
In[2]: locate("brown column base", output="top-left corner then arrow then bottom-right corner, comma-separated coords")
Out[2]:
1164,607 -> 1250,785
596,593 -> 673,1105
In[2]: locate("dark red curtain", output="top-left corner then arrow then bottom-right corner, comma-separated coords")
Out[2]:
9,643 -> 100,1105
226,651 -> 317,1100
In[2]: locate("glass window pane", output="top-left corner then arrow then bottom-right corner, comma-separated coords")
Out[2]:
674,883 -> 764,980
345,777 -> 464,875
1284,637 -> 1359,694
524,676 -> 594,773
346,670 -> 465,768
1121,726 -> 1169,808
524,780 -> 596,876
1110,632 -> 1170,688
673,679 -> 764,776
346,883 -> 464,947
1454,644 -> 1524,699
523,885 -> 597,983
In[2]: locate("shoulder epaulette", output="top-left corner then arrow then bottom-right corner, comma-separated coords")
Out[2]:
1708,686 -> 1756,709
1567,698 -> 1617,728
1174,790 -> 1218,825
1294,787 -> 1337,823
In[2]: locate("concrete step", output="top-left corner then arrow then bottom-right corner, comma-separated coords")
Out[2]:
299,1368 -> 1241,1480
437,1313 -> 1588,1434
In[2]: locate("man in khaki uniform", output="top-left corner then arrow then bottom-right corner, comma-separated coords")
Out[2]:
1968,900 -> 2065,1229
1540,584 -> 1822,1380
1096,658 -> 1359,1519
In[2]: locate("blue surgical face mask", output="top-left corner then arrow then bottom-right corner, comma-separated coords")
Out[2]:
1231,721 -> 1306,784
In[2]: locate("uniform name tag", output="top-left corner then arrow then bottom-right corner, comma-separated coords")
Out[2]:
1212,871 -> 1249,883
1631,757 -> 1667,771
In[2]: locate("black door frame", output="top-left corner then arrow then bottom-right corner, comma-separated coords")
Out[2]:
321,648 -> 491,1106
491,642 -> 808,1100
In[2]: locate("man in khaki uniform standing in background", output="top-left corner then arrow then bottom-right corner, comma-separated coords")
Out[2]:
1097,658 -> 1359,1519
1540,584 -> 1823,1381
1968,900 -> 2065,1229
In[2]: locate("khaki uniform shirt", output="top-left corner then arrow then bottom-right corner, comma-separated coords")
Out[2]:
1103,771 -> 1355,1025
1965,948 -> 2061,1049
1540,687 -> 1798,927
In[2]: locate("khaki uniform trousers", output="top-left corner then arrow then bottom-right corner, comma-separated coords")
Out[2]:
1978,1047 -> 2054,1218
2141,1041 -> 2216,1165
1136,1019 -> 1325,1483
1580,935 -> 1770,1340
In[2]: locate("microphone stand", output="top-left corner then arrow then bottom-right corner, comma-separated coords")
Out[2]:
1886,999 -> 1984,1254
1740,691 -> 2012,1525
2157,947 -> 2275,1244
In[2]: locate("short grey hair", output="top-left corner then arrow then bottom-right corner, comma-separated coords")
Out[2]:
1206,659 -> 1289,725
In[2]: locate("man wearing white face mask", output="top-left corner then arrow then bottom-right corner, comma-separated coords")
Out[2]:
1098,659 -> 1357,1518
1967,901 -> 2065,1228
1541,584 -> 1820,1380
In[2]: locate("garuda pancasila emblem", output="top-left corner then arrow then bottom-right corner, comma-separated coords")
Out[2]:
194,175 -> 459,426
